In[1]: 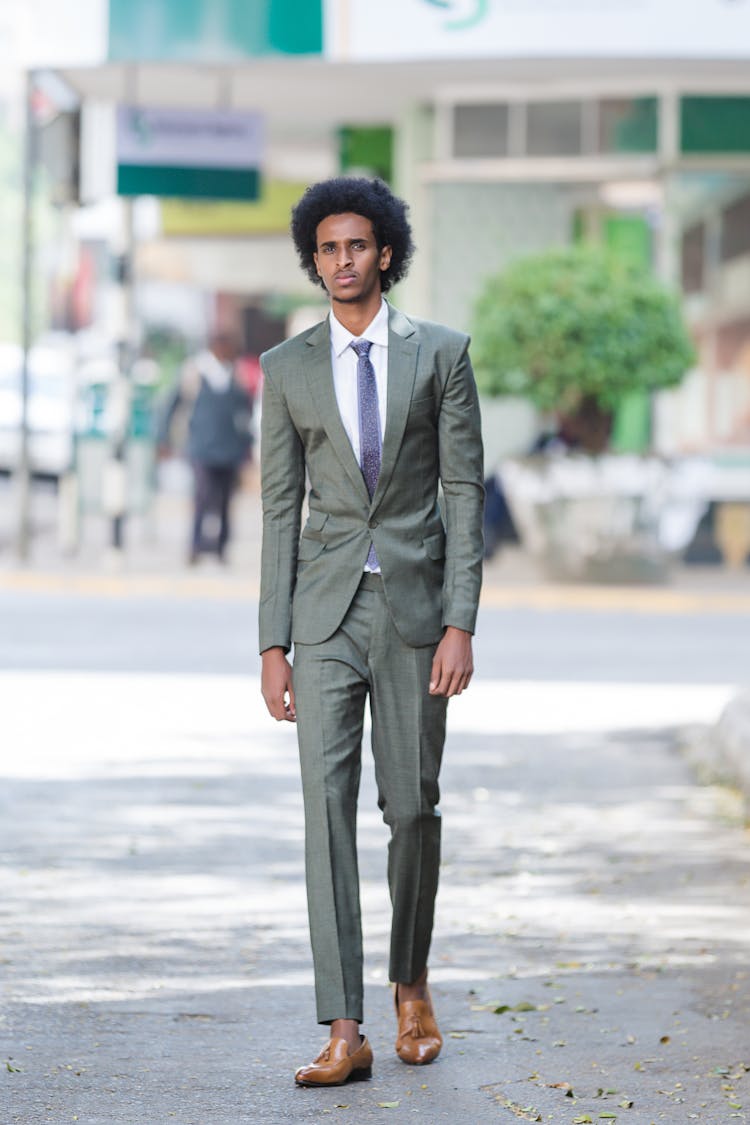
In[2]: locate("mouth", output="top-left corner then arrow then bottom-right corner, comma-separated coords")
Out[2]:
335,273 -> 357,285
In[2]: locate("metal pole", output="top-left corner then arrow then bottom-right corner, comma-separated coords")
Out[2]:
16,68 -> 37,562
108,198 -> 136,557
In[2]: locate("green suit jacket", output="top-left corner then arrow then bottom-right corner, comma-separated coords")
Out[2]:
258,304 -> 484,653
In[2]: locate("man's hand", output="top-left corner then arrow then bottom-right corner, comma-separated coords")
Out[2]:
261,647 -> 296,722
429,626 -> 473,698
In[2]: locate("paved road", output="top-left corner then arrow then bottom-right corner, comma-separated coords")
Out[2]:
2,590 -> 750,1123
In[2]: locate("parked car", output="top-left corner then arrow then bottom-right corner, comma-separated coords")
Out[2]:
0,343 -> 76,478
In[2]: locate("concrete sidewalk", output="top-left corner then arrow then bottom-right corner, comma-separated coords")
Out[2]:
3,666 -> 750,1123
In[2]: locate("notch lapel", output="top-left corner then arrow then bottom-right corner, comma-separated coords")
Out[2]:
304,319 -> 371,507
370,308 -> 419,510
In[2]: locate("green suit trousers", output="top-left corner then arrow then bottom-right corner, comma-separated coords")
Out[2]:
292,573 -> 448,1025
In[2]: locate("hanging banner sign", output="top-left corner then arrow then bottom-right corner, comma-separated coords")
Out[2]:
109,0 -> 323,60
327,0 -> 750,60
116,106 -> 264,200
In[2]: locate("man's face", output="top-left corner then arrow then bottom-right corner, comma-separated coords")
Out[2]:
313,213 -> 392,306
211,334 -> 240,364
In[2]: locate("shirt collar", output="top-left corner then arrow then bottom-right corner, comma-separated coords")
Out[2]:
329,298 -> 389,358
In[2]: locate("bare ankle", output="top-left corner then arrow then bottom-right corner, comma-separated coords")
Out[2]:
330,1018 -> 361,1051
396,968 -> 429,1002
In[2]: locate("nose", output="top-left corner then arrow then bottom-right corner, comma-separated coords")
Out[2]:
336,244 -> 353,269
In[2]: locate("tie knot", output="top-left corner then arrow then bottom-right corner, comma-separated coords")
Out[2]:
351,339 -> 372,359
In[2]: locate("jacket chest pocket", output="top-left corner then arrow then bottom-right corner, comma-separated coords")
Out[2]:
409,393 -> 436,417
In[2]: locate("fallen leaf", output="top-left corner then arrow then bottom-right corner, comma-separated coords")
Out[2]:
449,1033 -> 466,1039
660,1035 -> 671,1044
377,1102 -> 400,1110
573,1116 -> 593,1124
618,1100 -> 634,1109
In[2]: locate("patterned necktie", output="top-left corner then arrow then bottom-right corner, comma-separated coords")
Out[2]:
351,338 -> 381,569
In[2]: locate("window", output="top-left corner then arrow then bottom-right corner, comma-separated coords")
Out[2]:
720,192 -> 750,263
452,104 -> 509,158
681,223 -> 706,292
681,97 -> 750,155
599,98 -> 658,154
527,101 -> 583,157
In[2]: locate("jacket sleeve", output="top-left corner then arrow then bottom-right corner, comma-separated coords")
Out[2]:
437,337 -> 485,635
258,358 -> 305,654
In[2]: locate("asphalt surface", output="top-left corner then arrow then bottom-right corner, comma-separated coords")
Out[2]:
1,569 -> 750,1124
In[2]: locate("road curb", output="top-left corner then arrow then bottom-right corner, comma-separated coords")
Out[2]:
3,566 -> 750,615
685,688 -> 750,809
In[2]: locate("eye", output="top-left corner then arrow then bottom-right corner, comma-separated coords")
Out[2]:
351,241 -> 366,250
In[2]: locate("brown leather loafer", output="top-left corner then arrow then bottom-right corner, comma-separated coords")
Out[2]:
394,986 -> 443,1065
294,1036 -> 373,1087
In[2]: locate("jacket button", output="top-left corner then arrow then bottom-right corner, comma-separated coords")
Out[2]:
368,518 -> 379,529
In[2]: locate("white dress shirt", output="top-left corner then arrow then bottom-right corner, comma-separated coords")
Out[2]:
329,298 -> 389,573
329,298 -> 389,464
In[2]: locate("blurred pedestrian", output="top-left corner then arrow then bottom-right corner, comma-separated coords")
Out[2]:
160,332 -> 253,565
259,178 -> 484,1086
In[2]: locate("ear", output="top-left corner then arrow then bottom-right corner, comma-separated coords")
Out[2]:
313,251 -> 322,277
379,244 -> 392,272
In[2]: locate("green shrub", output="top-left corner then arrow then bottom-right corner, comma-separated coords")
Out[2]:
471,246 -> 695,416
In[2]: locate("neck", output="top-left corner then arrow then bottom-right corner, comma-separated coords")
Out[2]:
331,293 -> 383,337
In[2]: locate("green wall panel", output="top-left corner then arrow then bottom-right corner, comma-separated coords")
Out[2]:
605,215 -> 652,453
339,127 -> 394,183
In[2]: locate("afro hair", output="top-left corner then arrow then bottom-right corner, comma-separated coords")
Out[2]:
290,177 -> 415,293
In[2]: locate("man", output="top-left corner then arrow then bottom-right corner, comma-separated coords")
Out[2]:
161,332 -> 253,564
259,178 -> 484,1086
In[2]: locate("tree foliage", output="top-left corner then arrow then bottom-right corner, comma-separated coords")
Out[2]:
470,246 -> 695,415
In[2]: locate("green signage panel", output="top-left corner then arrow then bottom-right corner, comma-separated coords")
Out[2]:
116,107 -> 264,200
681,96 -> 750,155
118,165 -> 261,201
109,0 -> 323,61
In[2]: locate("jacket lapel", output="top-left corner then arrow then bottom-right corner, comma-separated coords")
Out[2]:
304,318 -> 371,507
370,306 -> 419,510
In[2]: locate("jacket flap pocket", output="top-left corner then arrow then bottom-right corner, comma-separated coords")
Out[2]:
297,536 -> 326,562
423,532 -> 445,560
302,510 -> 329,539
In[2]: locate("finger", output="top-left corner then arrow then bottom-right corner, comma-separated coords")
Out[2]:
429,656 -> 443,694
432,667 -> 454,697
275,697 -> 290,721
445,671 -> 464,698
431,668 -> 451,696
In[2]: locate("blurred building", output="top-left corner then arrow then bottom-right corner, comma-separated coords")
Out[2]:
9,0 -> 750,458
